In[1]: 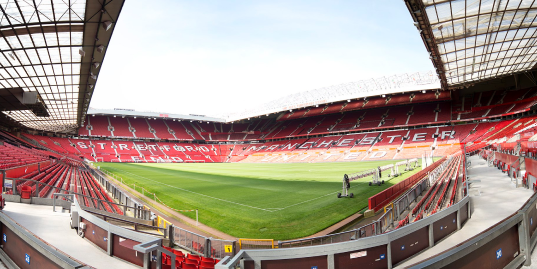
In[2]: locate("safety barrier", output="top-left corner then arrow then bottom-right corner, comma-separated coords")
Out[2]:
368,156 -> 447,211
218,194 -> 471,269
238,239 -> 275,249
0,210 -> 87,268
393,177 -> 429,220
90,168 -> 150,220
378,207 -> 394,233
216,152 -> 537,268
157,215 -> 172,235
92,168 -> 198,221
95,167 -> 238,259
211,238 -> 237,259
406,185 -> 537,268
278,157 -> 462,249
173,226 -> 208,256
3,177 -> 151,219
71,195 -> 171,268
278,220 -> 378,249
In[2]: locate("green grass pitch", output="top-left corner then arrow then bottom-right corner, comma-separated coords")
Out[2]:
97,160 -> 425,240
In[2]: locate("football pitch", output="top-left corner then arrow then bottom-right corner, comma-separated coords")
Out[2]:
97,160 -> 425,240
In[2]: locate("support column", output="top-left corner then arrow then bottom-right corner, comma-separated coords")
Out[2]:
521,210 -> 532,266
387,242 -> 392,269
13,179 -> 18,195
456,208 -> 461,230
428,224 -> 434,247
143,253 -> 150,269
107,231 -> 113,256
204,238 -> 211,257
168,225 -> 175,247
327,254 -> 335,269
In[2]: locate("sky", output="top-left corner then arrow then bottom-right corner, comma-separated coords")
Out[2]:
90,0 -> 435,118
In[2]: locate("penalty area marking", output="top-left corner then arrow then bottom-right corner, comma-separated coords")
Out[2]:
107,167 -> 341,213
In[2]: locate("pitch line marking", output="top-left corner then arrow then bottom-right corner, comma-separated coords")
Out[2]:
107,167 -> 339,213
272,191 -> 340,211
110,168 -> 274,212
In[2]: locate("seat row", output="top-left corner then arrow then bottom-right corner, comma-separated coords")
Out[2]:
160,247 -> 220,269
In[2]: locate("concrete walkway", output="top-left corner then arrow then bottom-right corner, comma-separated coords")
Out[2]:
397,155 -> 534,268
2,202 -> 137,269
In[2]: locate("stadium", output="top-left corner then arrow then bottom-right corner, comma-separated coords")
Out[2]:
0,0 -> 536,269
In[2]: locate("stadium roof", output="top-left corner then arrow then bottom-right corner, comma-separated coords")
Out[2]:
406,0 -> 537,89
86,71 -> 441,123
0,0 -> 124,133
226,71 -> 440,122
87,108 -> 225,123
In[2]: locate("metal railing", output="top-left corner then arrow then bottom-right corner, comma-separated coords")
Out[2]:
393,177 -> 429,220
210,238 -> 237,259
86,208 -> 166,237
279,156 -> 462,249
5,177 -> 151,219
378,208 -> 393,233
173,226 -> 208,256
278,221 -> 378,248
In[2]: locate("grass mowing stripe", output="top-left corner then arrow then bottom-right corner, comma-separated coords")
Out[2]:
97,160 -> 433,239
110,167 -> 276,212
274,191 -> 341,211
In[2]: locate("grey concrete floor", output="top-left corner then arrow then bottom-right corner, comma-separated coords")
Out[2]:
2,202 -> 137,269
397,155 -> 534,268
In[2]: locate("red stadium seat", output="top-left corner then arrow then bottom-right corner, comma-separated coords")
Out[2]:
200,261 -> 215,268
182,263 -> 198,269
187,254 -> 201,262
201,257 -> 215,264
185,259 -> 199,266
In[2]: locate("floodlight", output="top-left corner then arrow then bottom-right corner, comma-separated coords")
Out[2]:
422,90 -> 426,93
79,49 -> 85,57
90,72 -> 97,80
134,116 -> 136,119
114,115 -> 116,117
102,21 -> 113,31
88,84 -> 94,89
97,45 -> 105,53
382,94 -> 386,97
92,62 -> 100,69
